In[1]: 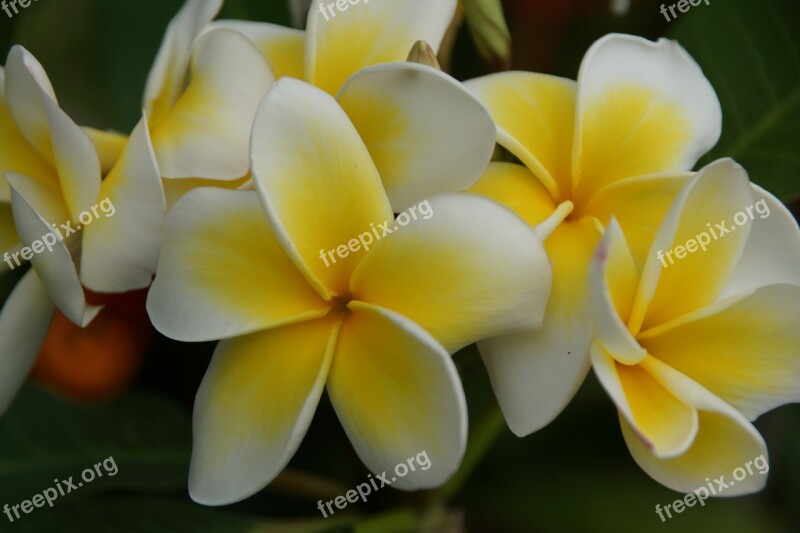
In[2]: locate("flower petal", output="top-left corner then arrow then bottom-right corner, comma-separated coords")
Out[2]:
639,284 -> 800,421
631,159 -> 754,333
466,162 -> 556,228
7,174 -> 100,327
351,193 -> 551,353
573,34 -> 721,203
81,115 -> 166,293
251,78 -> 392,298
189,317 -> 340,506
151,28 -> 274,181
206,20 -> 305,79
337,62 -> 495,211
0,67 -> 58,204
3,172 -> 69,231
161,174 -> 250,211
479,325 -> 592,437
585,172 -> 693,265
144,0 -> 223,124
83,127 -> 128,175
479,215 -> 600,435
593,348 -> 698,458
621,356 -> 768,496
465,72 -> 576,199
719,184 -> 800,298
6,47 -> 101,221
4,46 -> 57,164
147,187 -> 328,342
40,94 -> 102,222
327,302 -> 466,490
0,269 -> 55,415
306,0 -> 457,94
589,218 -> 645,364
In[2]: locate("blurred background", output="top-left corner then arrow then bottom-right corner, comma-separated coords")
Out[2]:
0,0 -> 798,531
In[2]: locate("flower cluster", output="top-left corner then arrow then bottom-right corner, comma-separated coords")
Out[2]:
0,0 -> 797,506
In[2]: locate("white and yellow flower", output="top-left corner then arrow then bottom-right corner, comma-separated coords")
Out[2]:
590,158 -> 800,494
143,0 -> 274,189
153,0 -> 496,211
463,33 -> 722,436
0,46 -> 163,412
146,78 -> 552,505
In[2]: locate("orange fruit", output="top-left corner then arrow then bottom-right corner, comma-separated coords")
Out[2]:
32,289 -> 152,401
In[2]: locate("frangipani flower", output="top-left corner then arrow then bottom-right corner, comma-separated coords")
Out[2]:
0,46 -> 163,412
69,3 -> 275,295
143,1 -> 275,188
166,0 -> 497,211
590,159 -> 800,494
0,53 -> 125,274
464,33 -> 722,436
146,78 -> 551,505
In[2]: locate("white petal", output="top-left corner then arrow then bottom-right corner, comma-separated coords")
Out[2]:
0,269 -> 54,415
151,28 -> 275,180
250,77 -> 392,299
147,187 -> 328,342
306,0 -> 457,94
144,0 -> 223,123
327,302 -> 467,490
479,321 -> 591,437
2,171 -> 69,230
630,159 -> 754,333
592,348 -> 698,459
6,47 -> 101,220
573,34 -> 721,198
718,184 -> 800,298
205,20 -> 305,79
622,356 -> 768,496
4,46 -> 57,164
189,317 -> 340,505
476,209 -> 600,436
350,193 -> 552,354
638,284 -> 800,421
81,115 -> 166,293
7,174 -> 100,326
337,62 -> 495,211
588,217 -> 645,364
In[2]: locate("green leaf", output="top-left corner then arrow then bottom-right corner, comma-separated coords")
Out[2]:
0,385 -> 191,503
670,0 -> 800,201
